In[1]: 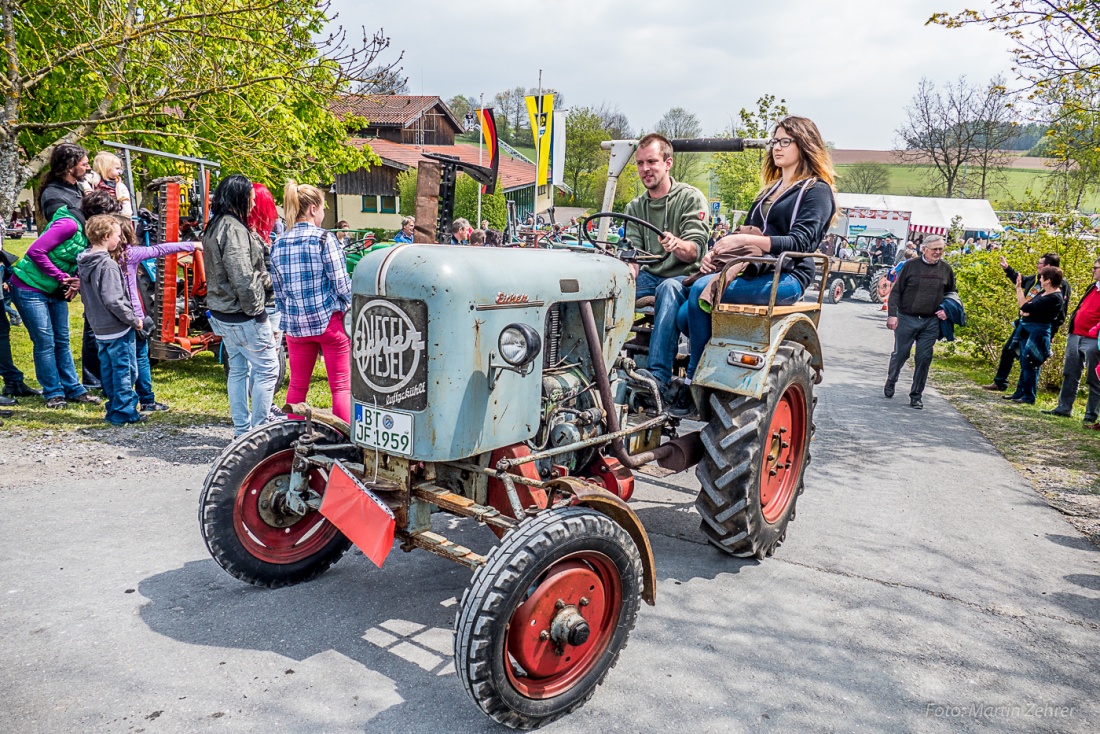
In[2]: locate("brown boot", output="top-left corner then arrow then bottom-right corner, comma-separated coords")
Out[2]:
980,383 -> 1006,391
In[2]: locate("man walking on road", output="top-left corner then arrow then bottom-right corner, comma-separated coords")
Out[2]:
1043,257 -> 1100,426
885,235 -> 956,409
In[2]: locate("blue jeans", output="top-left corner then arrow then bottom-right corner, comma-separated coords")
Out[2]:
635,270 -> 686,386
11,286 -> 87,400
1011,322 -> 1052,404
678,273 -> 803,379
134,336 -> 155,405
97,330 -> 141,424
210,316 -> 280,435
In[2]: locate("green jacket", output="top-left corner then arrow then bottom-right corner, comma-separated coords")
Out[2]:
12,206 -> 87,294
623,179 -> 710,279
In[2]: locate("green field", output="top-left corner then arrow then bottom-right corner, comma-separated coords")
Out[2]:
835,164 -> 1100,211
456,132 -> 536,162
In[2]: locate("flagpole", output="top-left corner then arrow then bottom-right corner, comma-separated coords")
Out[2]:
536,70 -> 542,222
477,92 -> 484,227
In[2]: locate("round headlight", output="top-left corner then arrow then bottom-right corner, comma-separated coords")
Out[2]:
343,310 -> 354,337
498,323 -> 542,367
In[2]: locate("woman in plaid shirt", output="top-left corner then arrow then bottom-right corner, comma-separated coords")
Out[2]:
271,181 -> 353,422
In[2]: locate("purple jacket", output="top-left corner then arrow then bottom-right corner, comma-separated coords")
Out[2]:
121,243 -> 196,319
11,218 -> 78,291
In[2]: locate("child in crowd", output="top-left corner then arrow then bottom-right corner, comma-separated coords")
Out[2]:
88,152 -> 134,217
76,215 -> 144,425
469,229 -> 486,246
113,215 -> 199,412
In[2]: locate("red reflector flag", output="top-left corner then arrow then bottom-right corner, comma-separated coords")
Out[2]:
320,462 -> 396,568
476,107 -> 499,195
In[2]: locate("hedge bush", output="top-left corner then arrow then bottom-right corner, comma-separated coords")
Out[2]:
949,222 -> 1097,390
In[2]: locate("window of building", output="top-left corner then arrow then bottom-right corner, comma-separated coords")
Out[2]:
380,195 -> 397,214
537,185 -> 548,197
362,196 -> 378,213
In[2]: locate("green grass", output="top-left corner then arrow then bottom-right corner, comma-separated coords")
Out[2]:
3,238 -> 337,431
835,164 -> 1100,211
455,132 -> 536,162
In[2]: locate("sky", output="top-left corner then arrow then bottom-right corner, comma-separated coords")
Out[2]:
331,0 -> 1018,150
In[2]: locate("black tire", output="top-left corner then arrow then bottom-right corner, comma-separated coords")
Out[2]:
695,342 -> 815,559
199,420 -> 356,587
869,268 -> 891,304
220,336 -> 288,389
826,277 -> 845,304
455,507 -> 643,729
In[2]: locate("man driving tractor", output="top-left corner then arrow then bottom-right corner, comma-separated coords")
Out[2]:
624,133 -> 710,415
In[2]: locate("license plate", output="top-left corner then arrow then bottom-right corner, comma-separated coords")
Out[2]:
353,403 -> 414,456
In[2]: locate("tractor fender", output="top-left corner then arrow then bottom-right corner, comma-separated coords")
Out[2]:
550,477 -> 656,606
692,313 -> 823,401
284,402 -> 351,438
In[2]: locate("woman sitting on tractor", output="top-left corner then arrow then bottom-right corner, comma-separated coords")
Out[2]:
677,116 -> 837,382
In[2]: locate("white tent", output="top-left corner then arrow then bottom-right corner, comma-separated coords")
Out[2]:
836,193 -> 1003,236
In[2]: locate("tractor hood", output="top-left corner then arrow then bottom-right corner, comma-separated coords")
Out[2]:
348,244 -> 635,462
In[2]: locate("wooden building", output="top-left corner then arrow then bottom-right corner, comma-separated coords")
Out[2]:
331,95 -> 465,146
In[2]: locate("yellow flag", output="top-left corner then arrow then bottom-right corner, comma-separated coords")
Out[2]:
525,94 -> 554,187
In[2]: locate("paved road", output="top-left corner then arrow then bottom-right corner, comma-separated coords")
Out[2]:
2,301 -> 1098,733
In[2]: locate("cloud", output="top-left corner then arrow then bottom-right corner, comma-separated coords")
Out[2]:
333,0 -> 1017,148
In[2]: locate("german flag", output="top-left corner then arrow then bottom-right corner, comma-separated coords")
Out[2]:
476,107 -> 499,195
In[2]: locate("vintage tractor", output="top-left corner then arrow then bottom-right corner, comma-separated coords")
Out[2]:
198,137 -> 827,728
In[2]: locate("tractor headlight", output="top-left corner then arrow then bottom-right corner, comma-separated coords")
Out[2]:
498,323 -> 541,368
344,309 -> 354,337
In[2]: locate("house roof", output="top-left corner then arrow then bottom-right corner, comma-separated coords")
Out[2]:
332,95 -> 463,131
350,138 -> 554,193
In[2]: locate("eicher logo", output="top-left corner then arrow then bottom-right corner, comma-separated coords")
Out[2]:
496,292 -> 529,304
354,300 -> 426,394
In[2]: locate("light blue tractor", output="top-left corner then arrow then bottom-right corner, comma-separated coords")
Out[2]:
199,137 -> 829,728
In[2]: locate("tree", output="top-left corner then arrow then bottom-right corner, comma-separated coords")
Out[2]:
930,2 -> 1100,112
398,168 -> 417,216
0,0 -> 393,221
895,78 -> 979,197
563,107 -> 609,206
447,95 -> 478,125
358,66 -> 409,95
653,107 -> 703,184
710,95 -> 789,213
594,104 -> 632,139
1044,90 -> 1100,209
968,78 -> 1018,198
839,163 -> 891,194
454,174 -> 507,229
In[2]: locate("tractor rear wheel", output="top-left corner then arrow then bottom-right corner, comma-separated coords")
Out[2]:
455,507 -> 642,729
826,277 -> 845,304
199,420 -> 356,587
695,342 -> 814,559
869,268 -> 891,304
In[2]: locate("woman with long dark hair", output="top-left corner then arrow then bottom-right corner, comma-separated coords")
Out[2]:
673,116 -> 836,416
203,174 -> 280,435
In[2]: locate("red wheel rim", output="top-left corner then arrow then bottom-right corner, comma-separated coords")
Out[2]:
877,276 -> 891,299
759,383 -> 807,524
504,553 -> 622,699
832,281 -> 843,301
233,449 -> 339,564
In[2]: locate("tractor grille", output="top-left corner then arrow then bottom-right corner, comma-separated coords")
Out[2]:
544,303 -> 562,368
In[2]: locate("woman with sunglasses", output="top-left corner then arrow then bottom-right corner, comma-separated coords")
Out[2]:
673,117 -> 836,411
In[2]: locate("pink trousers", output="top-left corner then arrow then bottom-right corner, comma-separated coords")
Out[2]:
286,312 -> 351,423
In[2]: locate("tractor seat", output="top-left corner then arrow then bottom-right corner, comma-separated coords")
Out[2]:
635,296 -> 656,309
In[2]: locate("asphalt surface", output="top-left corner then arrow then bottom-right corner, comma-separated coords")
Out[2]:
2,300 -> 1098,733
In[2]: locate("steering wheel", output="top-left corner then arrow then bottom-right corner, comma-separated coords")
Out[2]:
579,212 -> 667,263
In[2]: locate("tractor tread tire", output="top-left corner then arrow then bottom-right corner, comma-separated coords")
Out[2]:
869,268 -> 891,304
695,343 -> 815,559
455,507 -> 642,730
826,277 -> 845,304
199,420 -> 354,588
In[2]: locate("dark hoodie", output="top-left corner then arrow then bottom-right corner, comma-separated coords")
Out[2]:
77,249 -> 138,337
40,180 -> 84,226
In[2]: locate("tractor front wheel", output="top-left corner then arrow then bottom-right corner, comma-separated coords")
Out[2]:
199,420 -> 357,587
455,507 -> 642,729
695,342 -> 815,559
869,268 -> 891,304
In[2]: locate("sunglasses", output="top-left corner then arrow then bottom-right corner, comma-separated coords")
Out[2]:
767,138 -> 795,149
